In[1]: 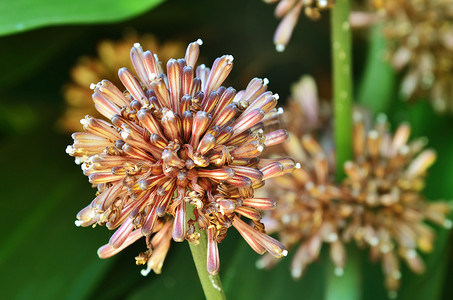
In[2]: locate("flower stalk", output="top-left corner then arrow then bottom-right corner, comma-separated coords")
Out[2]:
327,1 -> 360,299
331,0 -> 353,181
187,202 -> 227,300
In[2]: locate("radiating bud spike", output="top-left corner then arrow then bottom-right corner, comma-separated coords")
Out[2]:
118,68 -> 147,104
130,45 -> 151,89
182,66 -> 194,96
185,39 -> 202,69
260,162 -> 284,180
230,108 -> 265,138
109,217 -> 134,248
196,133 -> 217,155
137,108 -> 165,138
242,198 -> 277,210
150,78 -> 172,108
230,141 -> 264,159
214,103 -> 238,128
190,111 -> 211,148
197,168 -> 235,181
92,92 -> 121,120
201,91 -> 220,114
265,129 -> 289,147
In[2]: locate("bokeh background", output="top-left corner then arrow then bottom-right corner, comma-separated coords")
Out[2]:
0,0 -> 452,299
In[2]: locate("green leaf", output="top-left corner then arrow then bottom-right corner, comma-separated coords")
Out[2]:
223,240 -> 325,300
357,24 -> 397,116
0,108 -> 115,299
0,0 -> 165,36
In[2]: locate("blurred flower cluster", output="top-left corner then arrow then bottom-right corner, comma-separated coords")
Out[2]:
258,75 -> 452,294
353,0 -> 453,113
264,0 -> 335,51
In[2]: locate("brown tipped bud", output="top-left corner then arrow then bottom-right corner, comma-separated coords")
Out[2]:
167,58 -> 184,114
265,129 -> 289,147
202,91 -> 220,114
191,111 -> 211,148
161,109 -> 182,143
149,133 -> 167,150
150,78 -> 171,108
235,206 -> 262,221
197,133 -> 217,155
230,166 -> 263,183
137,108 -> 165,137
242,198 -> 277,210
231,108 -> 265,137
118,68 -> 147,104
227,174 -> 252,187
260,162 -> 284,180
182,110 -> 193,143
92,92 -> 121,120
212,87 -> 236,117
182,66 -> 194,96
197,168 -> 235,181
230,141 -> 264,158
214,103 -> 238,128
185,39 -> 202,69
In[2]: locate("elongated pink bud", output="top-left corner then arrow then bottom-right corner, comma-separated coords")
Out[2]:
214,103 -> 238,128
173,200 -> 186,242
98,229 -> 143,258
232,216 -> 287,257
206,225 -> 220,275
109,217 -> 134,248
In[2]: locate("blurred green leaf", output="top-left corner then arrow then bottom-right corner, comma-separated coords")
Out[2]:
324,247 -> 361,300
0,109 -> 115,300
0,0 -> 165,36
357,24 -> 396,115
223,241 -> 325,300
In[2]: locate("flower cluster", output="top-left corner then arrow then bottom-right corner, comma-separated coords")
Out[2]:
369,0 -> 453,113
66,40 -> 294,275
264,0 -> 335,52
343,113 -> 452,294
59,33 -> 184,132
259,76 -> 451,294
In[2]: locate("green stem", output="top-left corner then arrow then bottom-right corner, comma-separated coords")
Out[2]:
326,1 -> 361,300
331,0 -> 353,181
186,203 -> 227,300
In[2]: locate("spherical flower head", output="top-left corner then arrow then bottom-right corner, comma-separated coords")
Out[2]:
66,39 -> 294,276
364,0 -> 453,113
59,33 -> 185,132
264,0 -> 335,52
342,112 -> 452,293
